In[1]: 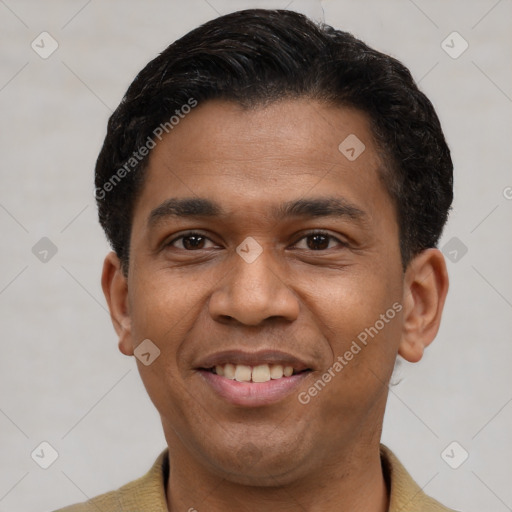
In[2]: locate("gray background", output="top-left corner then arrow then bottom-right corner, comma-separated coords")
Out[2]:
1,0 -> 511,510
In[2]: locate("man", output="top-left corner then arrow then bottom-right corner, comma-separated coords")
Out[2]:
57,8 -> 459,512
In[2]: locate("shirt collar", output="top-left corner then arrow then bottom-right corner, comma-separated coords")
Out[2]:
137,444 -> 451,511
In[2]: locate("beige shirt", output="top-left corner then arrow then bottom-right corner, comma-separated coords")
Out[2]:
54,444 -> 459,511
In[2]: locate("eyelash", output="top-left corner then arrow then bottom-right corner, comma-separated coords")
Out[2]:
166,230 -> 348,251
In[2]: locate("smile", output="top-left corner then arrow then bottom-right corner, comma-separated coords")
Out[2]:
198,365 -> 312,407
210,363 -> 305,382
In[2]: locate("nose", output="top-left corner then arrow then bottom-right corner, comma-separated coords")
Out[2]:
208,246 -> 300,326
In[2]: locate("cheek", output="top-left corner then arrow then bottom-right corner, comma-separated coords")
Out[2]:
303,298 -> 402,447
127,267 -> 220,395
126,271 -> 200,423
313,269 -> 400,340
308,268 -> 403,389
129,269 -> 202,340
292,274 -> 402,457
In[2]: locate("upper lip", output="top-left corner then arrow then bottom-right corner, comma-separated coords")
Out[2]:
196,350 -> 313,372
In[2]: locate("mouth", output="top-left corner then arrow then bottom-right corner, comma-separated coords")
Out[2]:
195,352 -> 313,407
203,363 -> 310,383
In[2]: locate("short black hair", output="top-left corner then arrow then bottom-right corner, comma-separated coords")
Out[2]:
95,8 -> 453,274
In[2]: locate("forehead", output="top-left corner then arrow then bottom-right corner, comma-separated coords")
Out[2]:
132,98 -> 394,231
147,99 -> 378,173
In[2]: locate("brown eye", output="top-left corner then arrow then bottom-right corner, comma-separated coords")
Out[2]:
307,234 -> 330,250
168,232 -> 215,250
182,235 -> 206,250
294,231 -> 347,251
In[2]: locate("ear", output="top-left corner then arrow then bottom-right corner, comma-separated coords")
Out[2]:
101,252 -> 134,357
398,248 -> 449,363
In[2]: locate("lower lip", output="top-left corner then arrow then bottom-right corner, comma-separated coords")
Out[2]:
198,370 -> 310,407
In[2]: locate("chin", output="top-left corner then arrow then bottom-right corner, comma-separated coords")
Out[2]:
203,440 -> 312,487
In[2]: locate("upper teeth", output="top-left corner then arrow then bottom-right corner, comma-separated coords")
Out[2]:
215,363 -> 295,382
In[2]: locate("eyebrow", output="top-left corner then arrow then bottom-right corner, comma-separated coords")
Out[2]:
147,196 -> 367,228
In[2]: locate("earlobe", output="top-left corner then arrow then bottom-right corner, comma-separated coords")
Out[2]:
398,249 -> 449,363
101,252 -> 134,357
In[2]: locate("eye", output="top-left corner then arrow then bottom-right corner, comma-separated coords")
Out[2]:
167,231 -> 217,250
294,231 -> 347,251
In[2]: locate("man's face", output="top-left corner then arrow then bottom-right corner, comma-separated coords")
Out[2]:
122,99 -> 405,484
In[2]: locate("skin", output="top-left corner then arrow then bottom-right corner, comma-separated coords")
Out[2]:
102,99 -> 449,511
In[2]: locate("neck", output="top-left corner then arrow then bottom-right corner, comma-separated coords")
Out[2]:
165,440 -> 389,512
